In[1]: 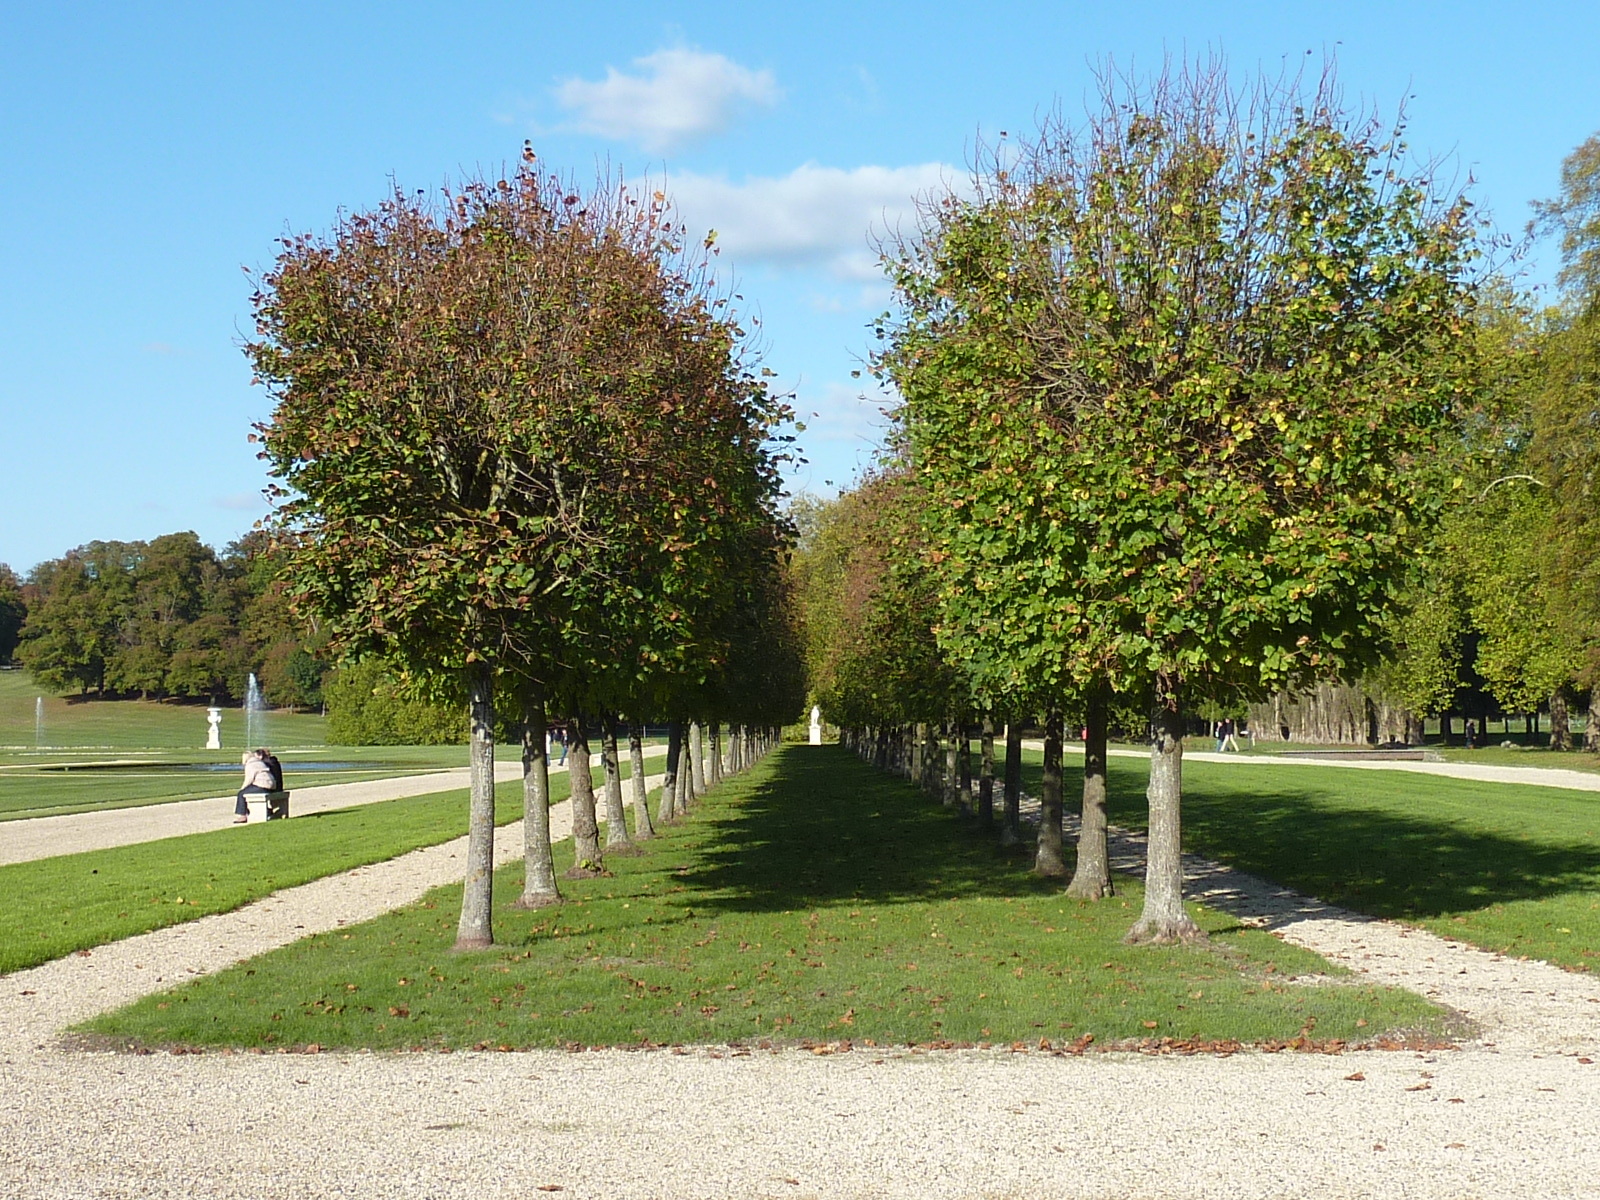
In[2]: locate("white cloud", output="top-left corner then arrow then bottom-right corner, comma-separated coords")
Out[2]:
665,162 -> 963,280
555,47 -> 779,152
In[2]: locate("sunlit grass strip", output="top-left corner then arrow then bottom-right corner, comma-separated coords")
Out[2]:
81,745 -> 1446,1052
1,759 -> 639,975
1059,752 -> 1600,973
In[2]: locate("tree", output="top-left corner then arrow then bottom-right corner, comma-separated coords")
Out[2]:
880,61 -> 1482,941
250,154 -> 794,945
0,565 -> 27,664
1532,134 -> 1600,750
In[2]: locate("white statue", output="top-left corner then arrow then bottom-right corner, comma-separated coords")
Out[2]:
809,704 -> 823,746
205,707 -> 222,750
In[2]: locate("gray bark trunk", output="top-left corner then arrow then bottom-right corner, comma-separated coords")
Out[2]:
1585,688 -> 1600,754
690,720 -> 707,793
511,690 -> 560,909
978,718 -> 995,829
709,722 -> 723,784
566,717 -> 602,872
600,713 -> 632,849
453,660 -> 496,950
942,724 -> 958,807
957,726 -> 973,812
1550,688 -> 1573,751
676,736 -> 692,810
1126,677 -> 1204,943
629,720 -> 655,840
658,722 -> 681,823
911,722 -> 926,788
1001,721 -> 1023,846
1067,681 -> 1113,900
1034,712 -> 1068,876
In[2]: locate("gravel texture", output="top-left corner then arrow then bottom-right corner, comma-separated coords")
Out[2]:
0,746 -> 668,866
1,753 -> 1598,1197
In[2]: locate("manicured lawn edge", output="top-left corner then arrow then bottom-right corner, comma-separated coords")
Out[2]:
0,759 -> 644,975
79,745 -> 1450,1053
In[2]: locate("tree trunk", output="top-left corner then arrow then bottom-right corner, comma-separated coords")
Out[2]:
911,722 -> 926,787
977,718 -> 995,829
957,725 -> 973,812
600,712 -> 632,850
510,689 -> 561,910
1034,711 -> 1067,876
942,723 -> 958,807
658,721 -> 682,823
453,660 -> 497,950
1067,680 -> 1113,900
1550,688 -> 1573,751
1126,675 -> 1204,943
690,720 -> 707,794
709,722 -> 723,784
629,720 -> 655,840
566,716 -> 602,874
676,737 -> 692,811
1001,721 -> 1023,846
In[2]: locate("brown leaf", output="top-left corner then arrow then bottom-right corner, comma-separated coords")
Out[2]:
1344,1072 -> 1366,1081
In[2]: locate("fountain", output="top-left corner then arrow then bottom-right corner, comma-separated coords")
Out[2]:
244,672 -> 267,749
35,697 -> 44,748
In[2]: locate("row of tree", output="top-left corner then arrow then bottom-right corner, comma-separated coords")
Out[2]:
249,151 -> 804,949
795,62 -> 1586,944
1,532 -> 326,708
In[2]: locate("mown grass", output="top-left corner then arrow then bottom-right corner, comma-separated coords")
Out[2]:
80,745 -> 1445,1052
0,757 -> 649,975
0,745 -> 482,820
1077,753 -> 1600,973
0,668 -> 330,751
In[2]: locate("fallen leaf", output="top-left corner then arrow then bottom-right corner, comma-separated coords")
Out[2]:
1405,1083 -> 1431,1092
537,1187 -> 564,1193
1344,1072 -> 1366,1081
1142,1020 -> 1158,1029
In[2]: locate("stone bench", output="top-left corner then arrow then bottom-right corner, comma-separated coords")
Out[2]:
244,791 -> 291,823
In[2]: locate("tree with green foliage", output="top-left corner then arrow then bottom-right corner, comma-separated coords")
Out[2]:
0,565 -> 27,665
1532,133 -> 1600,750
880,62 -> 1483,941
250,153 -> 795,946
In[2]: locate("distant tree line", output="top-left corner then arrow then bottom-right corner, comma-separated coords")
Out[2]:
0,531 -> 327,708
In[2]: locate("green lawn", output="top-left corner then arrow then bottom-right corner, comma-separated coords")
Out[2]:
0,754 -> 654,975
80,745 -> 1446,1053
0,745 -> 476,820
0,668 -> 330,751
0,669 -> 611,818
1076,754 -> 1600,973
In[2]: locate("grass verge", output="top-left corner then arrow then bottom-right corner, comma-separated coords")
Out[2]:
0,758 -> 646,975
79,745 -> 1447,1052
1083,754 -> 1600,973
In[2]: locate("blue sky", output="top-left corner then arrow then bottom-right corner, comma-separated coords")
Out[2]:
2,1 -> 1596,573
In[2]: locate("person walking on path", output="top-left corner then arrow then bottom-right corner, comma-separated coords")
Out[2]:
233,749 -> 276,822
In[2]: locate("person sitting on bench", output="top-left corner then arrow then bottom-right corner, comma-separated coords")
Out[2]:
233,749 -> 276,823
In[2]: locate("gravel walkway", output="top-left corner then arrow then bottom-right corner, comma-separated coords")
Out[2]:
0,746 -> 668,866
1,753 -> 1598,1197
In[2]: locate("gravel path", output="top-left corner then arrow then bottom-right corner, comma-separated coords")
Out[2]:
1036,740 -> 1600,794
0,746 -> 668,866
2,752 -> 1598,1197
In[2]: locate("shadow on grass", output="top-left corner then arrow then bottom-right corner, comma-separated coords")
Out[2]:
1100,760 -> 1600,921
689,744 -> 1050,913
